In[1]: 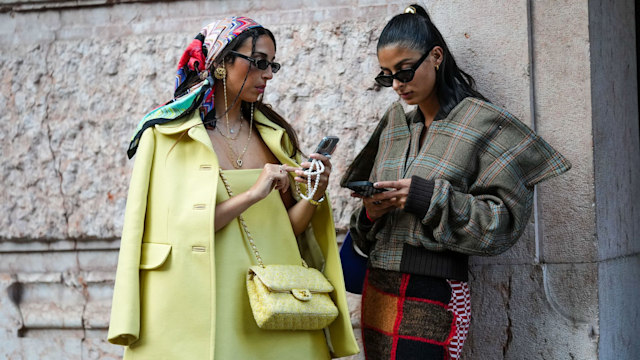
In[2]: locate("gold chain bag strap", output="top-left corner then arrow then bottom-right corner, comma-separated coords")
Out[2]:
219,171 -> 338,330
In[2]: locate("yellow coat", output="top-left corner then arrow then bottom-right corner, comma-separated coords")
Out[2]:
107,109 -> 359,359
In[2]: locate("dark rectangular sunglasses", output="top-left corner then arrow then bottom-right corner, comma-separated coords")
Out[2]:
230,51 -> 281,73
374,51 -> 430,87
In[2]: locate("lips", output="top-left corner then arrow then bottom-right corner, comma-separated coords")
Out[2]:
399,91 -> 412,99
256,85 -> 266,94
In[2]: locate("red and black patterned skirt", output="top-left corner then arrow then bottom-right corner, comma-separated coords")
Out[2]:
361,268 -> 470,360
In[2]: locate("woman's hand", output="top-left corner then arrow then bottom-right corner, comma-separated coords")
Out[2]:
214,163 -> 289,232
351,179 -> 412,221
247,163 -> 291,202
373,179 -> 412,209
282,154 -> 333,236
284,153 -> 333,201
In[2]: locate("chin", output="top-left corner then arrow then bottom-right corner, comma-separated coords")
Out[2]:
240,94 -> 260,103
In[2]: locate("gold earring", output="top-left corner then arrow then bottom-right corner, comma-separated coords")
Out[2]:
435,64 -> 440,71
214,65 -> 227,80
222,75 -> 231,136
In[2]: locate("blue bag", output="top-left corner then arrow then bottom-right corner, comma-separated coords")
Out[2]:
339,231 -> 368,294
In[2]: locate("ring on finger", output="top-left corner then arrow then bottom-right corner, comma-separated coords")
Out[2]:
373,200 -> 382,205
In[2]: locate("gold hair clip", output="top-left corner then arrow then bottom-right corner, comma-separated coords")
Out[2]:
404,6 -> 416,14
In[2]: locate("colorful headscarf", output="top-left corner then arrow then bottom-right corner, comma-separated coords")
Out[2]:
127,17 -> 262,159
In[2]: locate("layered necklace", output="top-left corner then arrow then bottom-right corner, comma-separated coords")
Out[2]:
216,113 -> 245,140
215,102 -> 254,169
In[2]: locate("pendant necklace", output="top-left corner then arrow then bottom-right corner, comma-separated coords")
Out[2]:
216,103 -> 254,168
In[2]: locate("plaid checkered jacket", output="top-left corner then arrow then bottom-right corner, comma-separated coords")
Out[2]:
342,98 -> 571,276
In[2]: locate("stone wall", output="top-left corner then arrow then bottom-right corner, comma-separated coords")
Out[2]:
1,0 -> 638,359
589,0 -> 640,359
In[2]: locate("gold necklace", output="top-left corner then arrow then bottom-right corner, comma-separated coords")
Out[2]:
216,114 -> 244,141
216,103 -> 254,168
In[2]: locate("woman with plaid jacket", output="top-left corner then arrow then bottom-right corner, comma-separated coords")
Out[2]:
342,4 -> 571,359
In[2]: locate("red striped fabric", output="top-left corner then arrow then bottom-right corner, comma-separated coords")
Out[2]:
446,280 -> 471,359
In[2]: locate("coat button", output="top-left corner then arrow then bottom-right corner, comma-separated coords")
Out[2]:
192,246 -> 206,252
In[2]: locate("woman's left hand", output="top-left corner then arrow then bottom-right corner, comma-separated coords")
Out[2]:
282,153 -> 332,201
369,179 -> 412,209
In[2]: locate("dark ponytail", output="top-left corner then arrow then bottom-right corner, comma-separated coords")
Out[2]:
377,4 -> 487,116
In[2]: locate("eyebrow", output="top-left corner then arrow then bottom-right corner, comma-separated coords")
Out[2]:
251,51 -> 275,61
380,58 -> 417,71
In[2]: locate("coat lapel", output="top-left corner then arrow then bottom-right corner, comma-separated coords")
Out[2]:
154,110 -> 214,153
187,126 -> 214,153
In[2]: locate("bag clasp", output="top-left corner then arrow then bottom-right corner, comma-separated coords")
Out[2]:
291,289 -> 312,301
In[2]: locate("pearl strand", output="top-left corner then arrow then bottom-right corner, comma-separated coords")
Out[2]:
298,159 -> 325,203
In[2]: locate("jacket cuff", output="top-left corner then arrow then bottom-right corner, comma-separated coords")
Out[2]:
357,206 -> 374,231
404,176 -> 435,219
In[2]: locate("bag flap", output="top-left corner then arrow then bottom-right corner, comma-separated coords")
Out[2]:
248,265 -> 334,293
139,243 -> 172,270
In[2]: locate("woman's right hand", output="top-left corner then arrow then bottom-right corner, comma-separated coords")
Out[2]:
357,179 -> 412,221
352,192 -> 395,222
247,163 -> 290,202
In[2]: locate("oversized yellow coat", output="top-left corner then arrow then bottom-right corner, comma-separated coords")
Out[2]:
108,109 -> 359,359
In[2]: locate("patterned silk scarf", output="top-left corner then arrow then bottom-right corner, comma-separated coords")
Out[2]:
127,17 -> 262,159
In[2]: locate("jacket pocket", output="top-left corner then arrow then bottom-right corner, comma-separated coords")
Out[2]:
139,243 -> 172,270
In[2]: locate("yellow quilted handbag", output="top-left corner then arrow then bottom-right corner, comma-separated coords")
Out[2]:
220,171 -> 339,330
247,264 -> 339,330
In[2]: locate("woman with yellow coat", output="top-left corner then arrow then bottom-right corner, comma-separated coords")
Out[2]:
107,17 -> 359,359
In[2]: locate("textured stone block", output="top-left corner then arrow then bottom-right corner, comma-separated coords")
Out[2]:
588,0 -> 640,260
0,274 -> 23,338
531,0 -> 598,264
598,255 -> 640,359
464,264 -> 598,360
83,330 -> 123,360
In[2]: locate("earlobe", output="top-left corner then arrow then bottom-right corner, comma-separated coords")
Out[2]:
433,55 -> 441,71
431,46 -> 443,70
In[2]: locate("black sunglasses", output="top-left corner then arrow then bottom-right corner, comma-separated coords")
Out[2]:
230,51 -> 281,73
375,51 -> 430,87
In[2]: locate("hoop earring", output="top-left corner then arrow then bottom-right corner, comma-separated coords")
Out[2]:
214,65 -> 227,80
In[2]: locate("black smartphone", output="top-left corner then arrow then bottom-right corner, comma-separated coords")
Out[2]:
310,136 -> 339,159
304,136 -> 339,170
346,181 -> 388,197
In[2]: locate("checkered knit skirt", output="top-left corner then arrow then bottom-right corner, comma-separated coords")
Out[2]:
361,268 -> 470,360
